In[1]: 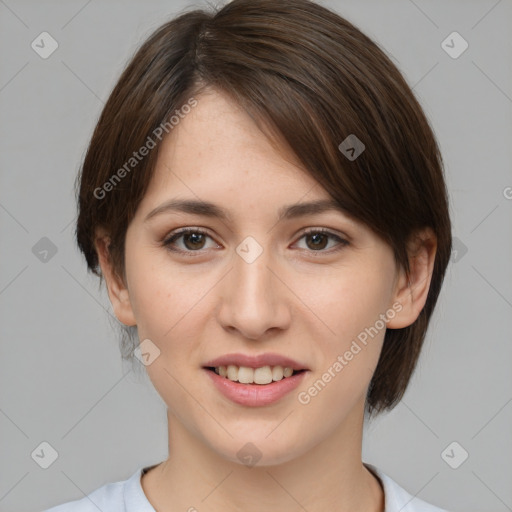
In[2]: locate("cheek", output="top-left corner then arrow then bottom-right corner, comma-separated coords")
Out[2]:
291,262 -> 392,405
124,253 -> 225,394
293,260 -> 393,347
124,242 -> 207,338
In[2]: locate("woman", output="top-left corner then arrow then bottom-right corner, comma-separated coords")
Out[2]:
45,0 -> 452,510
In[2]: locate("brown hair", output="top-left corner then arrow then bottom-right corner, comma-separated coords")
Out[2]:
75,0 -> 452,416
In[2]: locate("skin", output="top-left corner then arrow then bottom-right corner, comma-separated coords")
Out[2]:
95,87 -> 437,512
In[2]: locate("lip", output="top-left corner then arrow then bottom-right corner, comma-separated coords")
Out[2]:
203,352 -> 309,371
204,368 -> 308,407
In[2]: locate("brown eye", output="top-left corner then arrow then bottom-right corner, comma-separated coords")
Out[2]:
305,232 -> 329,250
181,232 -> 207,250
163,228 -> 219,255
295,229 -> 349,253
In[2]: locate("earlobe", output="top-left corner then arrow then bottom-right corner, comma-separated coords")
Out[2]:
386,228 -> 437,329
94,231 -> 137,327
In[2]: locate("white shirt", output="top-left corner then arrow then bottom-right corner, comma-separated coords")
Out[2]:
44,463 -> 448,511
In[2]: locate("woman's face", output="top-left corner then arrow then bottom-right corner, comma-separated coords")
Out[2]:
110,88 -> 411,466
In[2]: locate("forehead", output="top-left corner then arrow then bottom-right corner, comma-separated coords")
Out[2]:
144,89 -> 329,206
135,89 -> 366,238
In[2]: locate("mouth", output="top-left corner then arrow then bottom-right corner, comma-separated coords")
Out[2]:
204,365 -> 307,385
202,358 -> 309,406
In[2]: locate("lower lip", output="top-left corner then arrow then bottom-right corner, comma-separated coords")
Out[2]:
204,369 -> 308,407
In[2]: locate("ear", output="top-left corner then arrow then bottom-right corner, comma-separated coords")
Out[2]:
94,228 -> 137,327
386,227 -> 437,329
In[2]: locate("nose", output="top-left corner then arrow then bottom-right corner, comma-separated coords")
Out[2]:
216,243 -> 291,340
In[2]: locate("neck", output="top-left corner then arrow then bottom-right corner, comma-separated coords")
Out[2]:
141,399 -> 384,512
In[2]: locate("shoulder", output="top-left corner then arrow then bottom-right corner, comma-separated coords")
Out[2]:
364,463 -> 449,512
43,479 -> 125,512
43,466 -> 155,512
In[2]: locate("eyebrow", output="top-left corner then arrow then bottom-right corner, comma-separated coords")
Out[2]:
144,198 -> 351,223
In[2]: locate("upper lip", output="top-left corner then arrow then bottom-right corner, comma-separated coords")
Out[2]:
203,353 -> 309,371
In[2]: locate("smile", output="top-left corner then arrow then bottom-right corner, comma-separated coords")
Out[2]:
207,365 -> 304,384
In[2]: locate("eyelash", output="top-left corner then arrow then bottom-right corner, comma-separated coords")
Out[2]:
162,227 -> 349,257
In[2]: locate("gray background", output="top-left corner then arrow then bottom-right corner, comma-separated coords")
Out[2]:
1,0 -> 511,511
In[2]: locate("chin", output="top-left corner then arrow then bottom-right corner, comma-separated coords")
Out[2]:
205,429 -> 315,469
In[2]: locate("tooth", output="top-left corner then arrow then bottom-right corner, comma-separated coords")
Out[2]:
254,366 -> 273,384
216,364 -> 297,383
272,365 -> 284,381
237,366 -> 254,383
227,365 -> 239,381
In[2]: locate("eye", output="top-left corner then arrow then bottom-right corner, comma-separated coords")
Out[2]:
294,228 -> 349,254
162,227 -> 349,257
163,228 -> 220,255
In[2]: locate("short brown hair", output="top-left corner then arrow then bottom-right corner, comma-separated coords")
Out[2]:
76,0 -> 452,416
